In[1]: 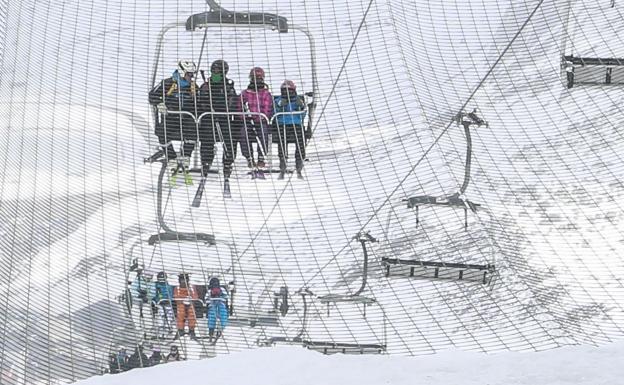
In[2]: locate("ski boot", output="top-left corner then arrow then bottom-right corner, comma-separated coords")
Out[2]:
296,168 -> 304,180
173,329 -> 185,340
223,179 -> 231,198
167,158 -> 179,188
181,157 -> 193,186
256,160 -> 266,179
201,162 -> 212,178
188,329 -> 197,340
278,160 -> 287,180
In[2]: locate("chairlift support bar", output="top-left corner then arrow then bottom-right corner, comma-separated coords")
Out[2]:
318,231 -> 378,316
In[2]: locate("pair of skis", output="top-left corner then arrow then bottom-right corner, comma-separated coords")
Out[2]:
191,174 -> 230,207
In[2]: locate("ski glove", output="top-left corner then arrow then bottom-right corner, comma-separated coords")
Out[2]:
157,103 -> 168,115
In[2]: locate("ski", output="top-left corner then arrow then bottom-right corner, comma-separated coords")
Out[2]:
144,149 -> 165,164
223,179 -> 231,198
208,331 -> 222,346
191,177 -> 207,207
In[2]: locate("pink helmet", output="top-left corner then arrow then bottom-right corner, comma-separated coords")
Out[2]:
280,80 -> 296,91
249,67 -> 265,81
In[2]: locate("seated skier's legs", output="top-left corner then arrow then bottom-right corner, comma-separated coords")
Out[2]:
199,118 -> 216,174
220,117 -> 239,179
256,122 -> 269,165
293,123 -> 306,172
240,119 -> 255,167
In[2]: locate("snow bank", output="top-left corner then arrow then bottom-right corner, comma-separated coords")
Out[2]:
73,341 -> 624,385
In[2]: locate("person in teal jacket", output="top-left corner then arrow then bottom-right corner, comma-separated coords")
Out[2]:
153,271 -> 175,338
273,80 -> 307,179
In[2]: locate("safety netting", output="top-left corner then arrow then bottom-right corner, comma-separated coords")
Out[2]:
1,0 -> 624,383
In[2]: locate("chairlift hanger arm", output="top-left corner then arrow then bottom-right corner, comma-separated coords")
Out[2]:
188,1 -> 288,32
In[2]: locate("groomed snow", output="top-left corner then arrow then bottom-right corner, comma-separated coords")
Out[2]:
74,342 -> 624,385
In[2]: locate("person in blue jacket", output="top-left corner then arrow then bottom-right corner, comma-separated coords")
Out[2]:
273,80 -> 307,179
153,271 -> 175,339
205,277 -> 229,341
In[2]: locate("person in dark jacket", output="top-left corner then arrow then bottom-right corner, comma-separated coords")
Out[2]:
148,59 -> 200,185
108,353 -> 121,374
165,345 -> 182,362
198,59 -> 240,178
126,345 -> 150,370
149,347 -> 163,366
273,80 -> 307,179
115,347 -> 129,372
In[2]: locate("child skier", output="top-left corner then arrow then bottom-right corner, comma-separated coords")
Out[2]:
153,271 -> 175,339
173,273 -> 199,340
205,277 -> 229,342
273,80 -> 307,180
239,67 -> 273,177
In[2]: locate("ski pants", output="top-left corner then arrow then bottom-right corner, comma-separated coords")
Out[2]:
276,123 -> 306,171
200,116 -> 240,177
157,304 -> 174,335
176,303 -> 196,330
240,120 -> 269,164
207,301 -> 229,331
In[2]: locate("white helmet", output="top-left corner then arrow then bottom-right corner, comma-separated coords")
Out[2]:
177,59 -> 197,77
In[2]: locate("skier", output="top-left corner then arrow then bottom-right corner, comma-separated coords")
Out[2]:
239,67 -> 273,177
148,347 -> 162,366
153,271 -> 175,339
173,273 -> 199,340
205,277 -> 229,342
198,60 -> 241,194
107,353 -> 121,374
273,80 -> 307,180
115,347 -> 129,372
165,345 -> 182,362
148,59 -> 200,186
126,345 -> 149,370
130,270 -> 156,318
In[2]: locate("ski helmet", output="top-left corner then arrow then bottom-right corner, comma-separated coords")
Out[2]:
210,59 -> 229,74
178,272 -> 190,284
249,67 -> 265,81
280,80 -> 296,91
209,277 -> 220,288
157,271 -> 167,282
177,59 -> 197,77
143,270 -> 154,280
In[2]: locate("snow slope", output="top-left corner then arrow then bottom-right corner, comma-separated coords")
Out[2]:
0,0 -> 624,383
73,342 -> 624,385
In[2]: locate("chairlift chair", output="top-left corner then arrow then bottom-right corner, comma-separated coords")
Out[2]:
561,2 -> 624,88
148,0 -> 319,174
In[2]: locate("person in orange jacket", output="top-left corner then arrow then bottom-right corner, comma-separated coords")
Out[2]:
173,273 -> 198,339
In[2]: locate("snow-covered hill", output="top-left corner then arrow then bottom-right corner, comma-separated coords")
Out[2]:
1,0 -> 624,383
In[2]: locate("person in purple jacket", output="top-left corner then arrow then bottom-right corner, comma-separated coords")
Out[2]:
239,67 -> 273,174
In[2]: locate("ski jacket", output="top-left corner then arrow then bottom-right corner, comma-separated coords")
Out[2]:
153,282 -> 174,304
173,286 -> 199,306
199,78 -> 238,114
127,352 -> 149,369
240,86 -> 273,125
273,95 -> 306,126
148,70 -> 199,113
130,277 -> 156,303
149,352 -> 162,366
165,352 -> 181,362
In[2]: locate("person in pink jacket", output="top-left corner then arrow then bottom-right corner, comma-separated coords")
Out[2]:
239,67 -> 273,172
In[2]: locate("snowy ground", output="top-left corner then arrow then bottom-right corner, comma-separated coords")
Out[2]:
73,341 -> 624,385
1,0 -> 624,384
